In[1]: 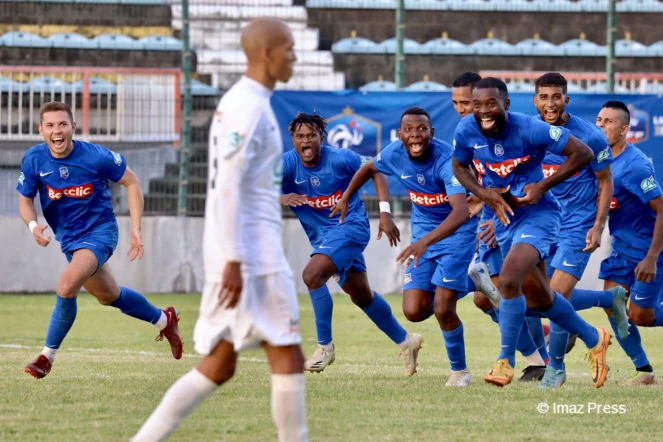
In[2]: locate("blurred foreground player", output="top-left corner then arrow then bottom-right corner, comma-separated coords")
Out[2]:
17,101 -> 183,379
133,18 -> 308,442
281,112 -> 422,375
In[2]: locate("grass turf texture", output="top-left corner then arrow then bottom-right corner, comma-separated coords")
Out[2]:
0,293 -> 661,441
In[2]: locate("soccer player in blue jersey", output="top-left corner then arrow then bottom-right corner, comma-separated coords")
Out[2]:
452,72 -> 548,382
593,100 -> 663,385
332,107 -> 478,386
452,78 -> 611,388
17,101 -> 183,379
532,73 -> 628,387
280,112 -> 423,375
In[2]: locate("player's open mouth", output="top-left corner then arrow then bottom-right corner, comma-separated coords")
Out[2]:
301,146 -> 313,158
409,143 -> 423,155
544,109 -> 558,121
480,117 -> 496,130
51,137 -> 65,149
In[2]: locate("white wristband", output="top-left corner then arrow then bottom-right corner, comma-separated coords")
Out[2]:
28,220 -> 38,234
379,201 -> 391,214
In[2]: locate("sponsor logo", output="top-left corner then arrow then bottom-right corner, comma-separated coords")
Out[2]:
451,176 -> 461,187
610,197 -> 621,210
303,189 -> 343,209
417,174 -> 426,185
310,176 -> 321,188
295,178 -> 307,185
641,175 -> 657,193
563,260 -> 578,267
472,159 -> 487,175
404,273 -> 412,284
39,171 -> 53,177
520,233 -> 536,238
46,183 -> 93,200
442,277 -> 456,283
408,190 -> 449,206
360,155 -> 369,166
627,105 -> 649,144
542,164 -> 581,179
111,151 -> 122,166
59,166 -> 69,179
289,318 -> 300,333
597,146 -> 610,163
486,156 -> 531,178
327,106 -> 382,157
474,143 -> 488,150
18,172 -> 24,185
401,173 -> 412,179
494,144 -> 504,156
549,126 -> 563,141
224,131 -> 246,158
332,274 -> 341,282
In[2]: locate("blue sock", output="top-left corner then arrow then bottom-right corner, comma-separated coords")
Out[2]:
486,308 -> 499,324
45,296 -> 78,349
111,287 -> 162,324
497,296 -> 526,367
362,292 -> 407,345
570,289 -> 613,311
547,322 -> 570,371
608,317 -> 649,368
515,321 -> 537,362
526,317 -> 549,362
308,286 -> 333,345
467,275 -> 476,293
442,324 -> 467,371
543,292 -> 599,348
525,307 -> 545,318
654,305 -> 663,326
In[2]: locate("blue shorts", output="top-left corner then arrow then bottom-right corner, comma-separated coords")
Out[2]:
599,251 -> 663,308
312,221 -> 369,287
547,228 -> 592,280
476,206 -> 503,276
63,230 -> 119,273
403,241 -> 475,294
495,202 -> 561,262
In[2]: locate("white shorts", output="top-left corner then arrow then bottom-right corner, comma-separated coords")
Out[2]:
194,269 -> 301,354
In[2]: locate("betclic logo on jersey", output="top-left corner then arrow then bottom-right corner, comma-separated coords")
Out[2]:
46,183 -> 93,200
303,189 -> 343,210
326,106 -> 382,157
487,156 -> 532,178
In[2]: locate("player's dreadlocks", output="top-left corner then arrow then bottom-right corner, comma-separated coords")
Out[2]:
288,112 -> 328,137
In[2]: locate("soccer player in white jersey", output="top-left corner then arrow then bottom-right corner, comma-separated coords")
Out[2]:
132,18 -> 308,442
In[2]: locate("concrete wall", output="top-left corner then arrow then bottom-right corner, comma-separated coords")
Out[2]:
0,216 -> 611,295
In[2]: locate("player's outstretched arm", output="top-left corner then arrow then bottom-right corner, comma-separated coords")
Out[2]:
371,172 -> 400,246
18,195 -> 51,247
330,158 -> 378,223
584,166 -> 614,252
280,193 -> 308,207
117,167 -> 144,261
636,195 -> 663,283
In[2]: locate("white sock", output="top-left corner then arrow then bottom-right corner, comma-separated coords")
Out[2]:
132,369 -> 218,442
156,311 -> 168,331
525,350 -> 545,367
41,346 -> 57,363
271,374 -> 308,442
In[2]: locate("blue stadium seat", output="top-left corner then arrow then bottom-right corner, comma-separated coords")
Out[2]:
586,82 -> 629,93
0,31 -> 51,48
186,79 -> 220,97
0,76 -> 29,93
648,40 -> 663,57
421,36 -> 468,54
408,0 -> 450,10
376,37 -> 423,54
566,83 -> 587,93
359,80 -> 398,91
559,38 -> 606,56
138,35 -> 182,51
48,33 -> 96,49
514,38 -> 564,56
29,76 -> 74,93
331,36 -> 380,54
508,80 -> 536,92
619,0 -> 663,12
71,77 -> 117,94
577,0 -> 608,12
91,33 -> 139,50
468,38 -> 518,56
405,80 -> 448,91
531,0 -> 582,12
616,39 -> 652,57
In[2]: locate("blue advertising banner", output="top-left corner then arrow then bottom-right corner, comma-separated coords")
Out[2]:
272,91 -> 663,195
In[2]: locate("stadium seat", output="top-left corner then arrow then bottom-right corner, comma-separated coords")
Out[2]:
0,31 -> 51,48
185,79 -> 220,97
29,76 -> 74,93
91,33 -> 139,50
559,38 -> 606,56
359,80 -> 398,91
616,39 -> 652,57
619,0 -> 663,12
531,0 -> 582,12
138,35 -> 182,51
0,76 -> 28,93
586,82 -> 629,93
468,38 -> 518,56
514,38 -> 564,56
71,77 -> 117,95
332,36 -> 380,54
578,0 -> 608,12
647,40 -> 663,57
376,37 -> 423,54
405,80 -> 448,91
48,32 -> 96,49
421,34 -> 468,54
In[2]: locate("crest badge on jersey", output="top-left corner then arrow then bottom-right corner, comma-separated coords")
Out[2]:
494,144 -> 504,156
111,151 -> 122,166
404,273 -> 412,284
417,174 -> 425,185
311,176 -> 321,188
326,106 -> 382,157
549,126 -> 562,141
59,167 -> 69,179
597,146 -> 610,163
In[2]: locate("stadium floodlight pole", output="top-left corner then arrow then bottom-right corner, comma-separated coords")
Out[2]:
177,0 -> 193,217
607,0 -> 617,93
395,0 -> 405,89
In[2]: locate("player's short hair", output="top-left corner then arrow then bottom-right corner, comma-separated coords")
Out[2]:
288,112 -> 327,137
400,107 -> 432,126
535,72 -> 568,93
452,72 -> 482,89
473,77 -> 509,98
602,100 -> 631,125
39,101 -> 74,123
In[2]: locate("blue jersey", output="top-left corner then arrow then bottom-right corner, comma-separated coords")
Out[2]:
282,145 -> 369,246
453,112 -> 571,207
16,140 -> 127,246
541,114 -> 612,230
374,138 -> 476,250
609,144 -> 663,264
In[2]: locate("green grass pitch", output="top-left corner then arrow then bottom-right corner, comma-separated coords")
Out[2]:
1,293 -> 661,441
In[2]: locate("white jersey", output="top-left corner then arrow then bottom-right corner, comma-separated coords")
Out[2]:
203,76 -> 290,280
